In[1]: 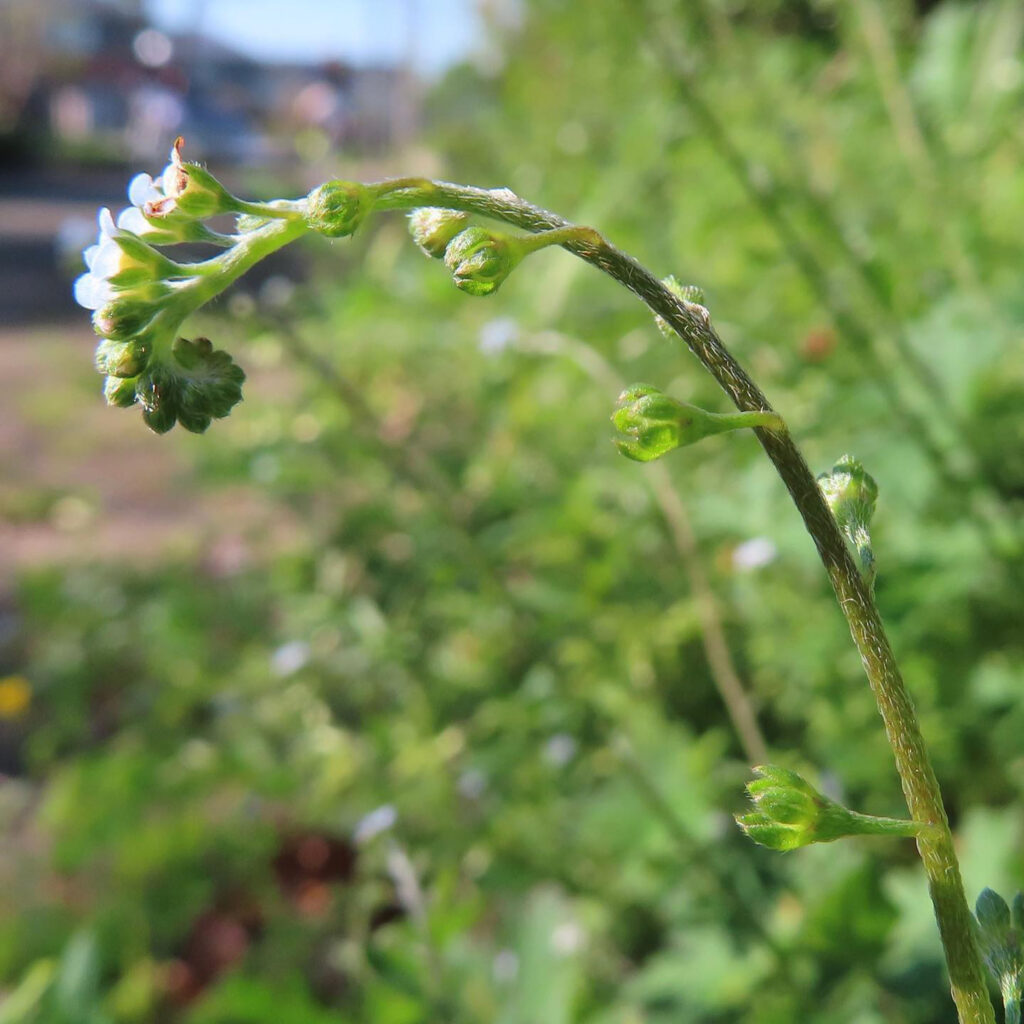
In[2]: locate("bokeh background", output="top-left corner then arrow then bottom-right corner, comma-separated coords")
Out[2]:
2,1 -> 1024,1021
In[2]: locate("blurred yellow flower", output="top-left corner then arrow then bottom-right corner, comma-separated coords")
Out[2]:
0,675 -> 32,719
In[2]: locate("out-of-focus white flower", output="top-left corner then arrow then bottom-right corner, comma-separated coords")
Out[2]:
492,950 -> 519,983
457,769 -> 487,800
732,537 -> 778,572
270,640 -> 310,677
552,920 -> 584,955
479,317 -> 519,355
543,732 -> 577,767
353,804 -> 397,844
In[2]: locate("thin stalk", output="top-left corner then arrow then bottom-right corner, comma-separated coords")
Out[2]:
850,0 -> 981,293
517,329 -> 769,765
371,178 -> 994,1022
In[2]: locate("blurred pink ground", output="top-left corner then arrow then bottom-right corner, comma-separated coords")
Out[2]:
0,321 -> 303,575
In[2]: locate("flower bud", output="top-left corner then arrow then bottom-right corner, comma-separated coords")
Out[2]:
974,888 -> 1024,1023
443,226 -> 523,296
818,455 -> 879,588
93,297 -> 156,342
147,137 -> 241,220
818,455 -> 877,531
94,336 -> 151,379
306,180 -> 375,238
612,384 -> 783,462
104,375 -> 139,409
736,765 -> 923,852
408,207 -> 469,258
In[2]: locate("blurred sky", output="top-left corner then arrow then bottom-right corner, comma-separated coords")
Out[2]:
143,0 -> 483,73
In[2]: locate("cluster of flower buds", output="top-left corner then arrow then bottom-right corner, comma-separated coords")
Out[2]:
611,384 -> 783,462
974,888 -> 1024,1023
736,765 -> 926,851
407,209 -> 593,297
75,146 -> 607,433
73,138 -> 323,433
817,455 -> 879,588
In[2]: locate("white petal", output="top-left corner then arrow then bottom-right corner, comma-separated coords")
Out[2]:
117,206 -> 150,234
83,244 -> 99,269
152,175 -> 163,191
128,172 -> 160,207
98,207 -> 116,236
160,162 -> 176,188
73,273 -> 113,310
91,237 -> 125,280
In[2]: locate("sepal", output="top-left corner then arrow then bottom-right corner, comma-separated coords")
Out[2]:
119,336 -> 246,434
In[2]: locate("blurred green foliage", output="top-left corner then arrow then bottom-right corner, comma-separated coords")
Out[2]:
3,0 -> 1024,1021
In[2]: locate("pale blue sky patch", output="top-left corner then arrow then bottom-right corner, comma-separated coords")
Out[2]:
144,0 -> 482,74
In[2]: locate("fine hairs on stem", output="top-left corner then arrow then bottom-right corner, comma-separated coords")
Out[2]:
75,146 -> 997,1023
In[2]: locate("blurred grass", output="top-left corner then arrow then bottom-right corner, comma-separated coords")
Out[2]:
2,1 -> 1023,1021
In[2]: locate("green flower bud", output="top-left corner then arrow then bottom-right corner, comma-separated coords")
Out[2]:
408,207 -> 470,258
818,455 -> 879,589
151,137 -> 242,220
94,336 -> 151,379
443,226 -> 524,296
736,765 -> 925,852
93,297 -> 157,342
306,180 -> 375,238
103,374 -> 139,409
974,888 -> 1024,1024
611,384 -> 783,462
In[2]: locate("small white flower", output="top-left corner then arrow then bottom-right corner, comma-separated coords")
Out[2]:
270,640 -> 310,677
479,317 -> 519,355
353,804 -> 398,844
73,272 -> 114,310
543,733 -> 576,767
72,208 -> 133,309
128,172 -> 162,208
732,537 -> 778,572
492,950 -> 519,983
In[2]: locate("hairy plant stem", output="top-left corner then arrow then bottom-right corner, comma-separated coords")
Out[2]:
372,179 -> 995,1023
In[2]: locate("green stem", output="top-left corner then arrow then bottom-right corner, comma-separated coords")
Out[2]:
707,410 -> 785,435
842,809 -> 936,840
369,178 -> 993,1023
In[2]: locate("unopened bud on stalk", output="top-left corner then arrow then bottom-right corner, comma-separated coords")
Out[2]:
443,226 -> 523,296
306,180 -> 376,238
974,888 -> 1024,1024
736,765 -> 926,851
408,207 -> 469,258
94,336 -> 152,379
146,137 -> 243,220
612,384 -> 783,462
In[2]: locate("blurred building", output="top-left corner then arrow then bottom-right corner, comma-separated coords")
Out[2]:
0,0 -> 419,163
